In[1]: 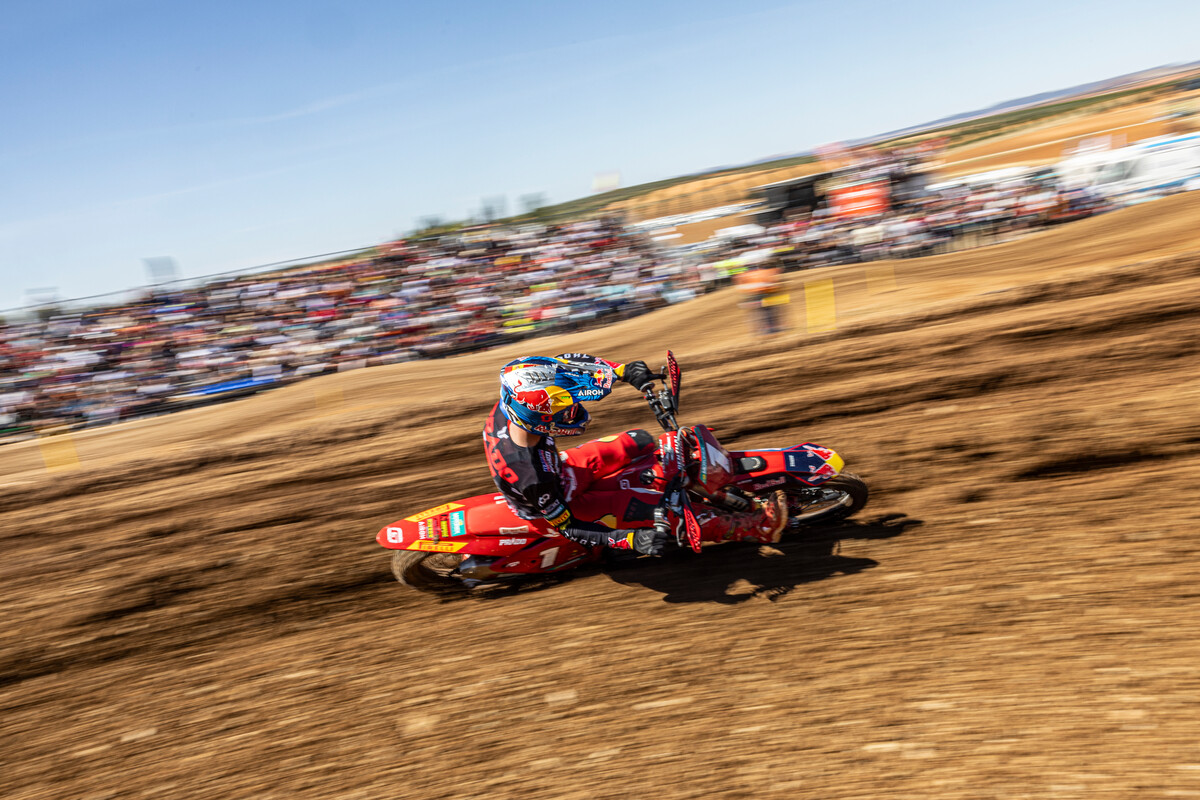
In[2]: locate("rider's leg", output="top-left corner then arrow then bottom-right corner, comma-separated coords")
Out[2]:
560,429 -> 656,500
694,491 -> 788,545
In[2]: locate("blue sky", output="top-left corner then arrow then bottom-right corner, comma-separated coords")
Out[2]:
2,0 -> 1199,310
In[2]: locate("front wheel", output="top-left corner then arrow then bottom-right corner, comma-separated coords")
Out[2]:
390,550 -> 468,594
784,472 -> 868,528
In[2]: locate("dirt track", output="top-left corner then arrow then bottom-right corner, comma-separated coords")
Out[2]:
4,194 -> 1200,799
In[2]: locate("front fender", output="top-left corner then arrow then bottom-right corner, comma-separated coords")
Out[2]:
732,442 -> 845,488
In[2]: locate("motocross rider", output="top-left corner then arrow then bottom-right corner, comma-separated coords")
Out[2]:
483,353 -> 786,556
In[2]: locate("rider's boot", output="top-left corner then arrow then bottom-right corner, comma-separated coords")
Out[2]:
696,491 -> 788,545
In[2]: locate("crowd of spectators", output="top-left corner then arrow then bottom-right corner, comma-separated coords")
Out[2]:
693,168 -> 1113,274
0,160 -> 1122,441
0,218 -> 704,438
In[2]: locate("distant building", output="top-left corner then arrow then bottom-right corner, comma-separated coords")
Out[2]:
749,172 -> 833,226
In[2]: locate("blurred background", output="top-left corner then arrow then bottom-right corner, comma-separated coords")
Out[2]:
3,2 -> 1200,799
4,68 -> 1199,438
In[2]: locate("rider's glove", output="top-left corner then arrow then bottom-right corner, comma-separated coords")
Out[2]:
621,360 -> 655,392
626,528 -> 673,556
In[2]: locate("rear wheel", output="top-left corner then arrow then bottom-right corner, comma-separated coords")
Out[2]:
784,473 -> 868,528
390,550 -> 468,593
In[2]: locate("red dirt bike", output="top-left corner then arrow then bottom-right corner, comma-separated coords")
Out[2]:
377,352 -> 868,593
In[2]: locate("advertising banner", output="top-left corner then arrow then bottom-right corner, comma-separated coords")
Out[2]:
829,180 -> 890,218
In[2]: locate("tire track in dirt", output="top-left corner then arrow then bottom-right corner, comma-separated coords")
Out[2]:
3,194 -> 1200,799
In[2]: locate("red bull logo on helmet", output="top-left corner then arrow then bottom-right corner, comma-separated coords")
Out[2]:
515,388 -> 553,413
515,385 -> 573,413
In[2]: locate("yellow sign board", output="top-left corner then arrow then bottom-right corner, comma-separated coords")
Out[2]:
805,279 -> 837,333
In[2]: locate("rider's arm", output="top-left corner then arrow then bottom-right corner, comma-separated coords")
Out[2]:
531,478 -> 633,550
536,484 -> 670,556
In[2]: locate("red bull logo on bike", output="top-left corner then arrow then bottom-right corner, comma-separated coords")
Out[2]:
810,462 -> 838,481
784,445 -> 843,482
802,444 -> 836,461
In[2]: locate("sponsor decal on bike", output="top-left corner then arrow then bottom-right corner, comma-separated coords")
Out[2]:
785,450 -> 827,474
808,462 -> 838,483
546,508 -> 571,527
751,476 -> 787,490
802,444 -> 836,461
385,526 -> 404,543
440,518 -> 450,539
406,502 -> 464,523
784,445 -> 844,480
407,540 -> 468,553
498,538 -> 529,546
498,525 -> 529,534
449,510 -> 467,537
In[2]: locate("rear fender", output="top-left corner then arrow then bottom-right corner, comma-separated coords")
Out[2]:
376,524 -> 554,559
376,494 -> 549,555
375,494 -> 599,572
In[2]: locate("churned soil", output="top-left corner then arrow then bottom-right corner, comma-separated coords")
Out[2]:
3,193 -> 1200,799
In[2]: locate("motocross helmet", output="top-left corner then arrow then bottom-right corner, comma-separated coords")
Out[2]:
499,356 -> 616,437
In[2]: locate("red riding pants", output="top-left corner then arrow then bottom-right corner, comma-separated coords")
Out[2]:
560,430 -> 658,527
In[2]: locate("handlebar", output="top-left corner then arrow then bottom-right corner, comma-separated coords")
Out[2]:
643,368 -> 679,432
640,353 -> 702,552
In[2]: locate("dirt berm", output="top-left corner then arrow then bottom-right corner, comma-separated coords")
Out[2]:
3,194 -> 1200,799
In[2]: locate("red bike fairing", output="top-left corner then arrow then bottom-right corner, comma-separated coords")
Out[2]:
482,402 -> 656,547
